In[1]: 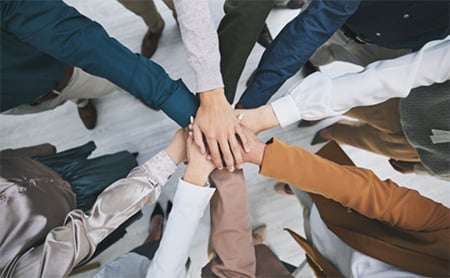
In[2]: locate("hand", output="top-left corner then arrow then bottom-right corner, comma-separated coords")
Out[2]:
235,104 -> 279,134
193,88 -> 249,171
237,125 -> 266,165
165,129 -> 188,165
388,159 -> 416,174
183,133 -> 216,186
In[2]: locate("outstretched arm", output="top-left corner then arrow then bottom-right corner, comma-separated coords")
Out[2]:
237,37 -> 450,130
238,0 -> 359,108
1,0 -> 198,126
238,127 -> 449,232
173,0 -> 249,171
147,133 -> 216,278
28,130 -> 187,277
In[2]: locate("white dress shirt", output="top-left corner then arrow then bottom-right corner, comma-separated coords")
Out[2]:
271,37 -> 450,127
94,179 -> 215,278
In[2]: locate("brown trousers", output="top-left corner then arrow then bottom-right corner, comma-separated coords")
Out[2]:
328,98 -> 420,162
118,0 -> 175,33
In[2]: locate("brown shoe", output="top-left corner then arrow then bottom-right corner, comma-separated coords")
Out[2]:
77,99 -> 97,130
141,26 -> 164,58
252,225 -> 267,245
274,183 -> 294,195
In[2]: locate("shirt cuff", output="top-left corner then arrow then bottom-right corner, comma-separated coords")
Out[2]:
159,80 -> 200,127
175,178 -> 216,211
141,151 -> 177,186
271,96 -> 302,127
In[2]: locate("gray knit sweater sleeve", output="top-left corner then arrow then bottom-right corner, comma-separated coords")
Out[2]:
174,0 -> 224,92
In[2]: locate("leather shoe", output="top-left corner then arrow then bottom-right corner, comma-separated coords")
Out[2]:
274,183 -> 294,195
311,128 -> 330,145
301,60 -> 319,77
141,26 -> 164,58
257,23 -> 273,48
274,0 -> 305,9
77,100 -> 97,130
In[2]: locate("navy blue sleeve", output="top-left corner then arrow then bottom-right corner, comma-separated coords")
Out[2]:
1,0 -> 198,127
239,0 -> 360,108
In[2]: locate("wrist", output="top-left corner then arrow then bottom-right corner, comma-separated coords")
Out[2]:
253,141 -> 266,165
259,105 -> 279,131
164,145 -> 184,165
183,164 -> 211,186
199,88 -> 226,104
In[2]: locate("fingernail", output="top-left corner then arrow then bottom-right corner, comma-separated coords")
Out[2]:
190,116 -> 194,124
245,147 -> 251,153
218,167 -> 223,170
236,164 -> 242,169
188,124 -> 192,130
228,167 -> 235,172
207,155 -> 212,160
237,113 -> 244,121
188,131 -> 192,136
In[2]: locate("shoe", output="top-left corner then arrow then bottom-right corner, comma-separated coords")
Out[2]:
297,119 -> 320,128
141,25 -> 164,58
311,128 -> 330,145
252,225 -> 267,245
166,200 -> 173,218
246,69 -> 256,87
274,0 -> 305,9
144,203 -> 164,243
257,23 -> 273,48
301,60 -> 319,77
285,0 -> 305,9
274,183 -> 294,195
77,99 -> 97,130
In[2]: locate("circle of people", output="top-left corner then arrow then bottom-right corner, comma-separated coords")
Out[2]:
1,0 -> 448,277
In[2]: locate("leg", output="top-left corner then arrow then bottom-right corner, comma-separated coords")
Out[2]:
202,170 -> 256,277
161,0 -> 177,19
310,29 -> 411,67
254,245 -> 293,277
118,0 -> 164,33
326,99 -> 420,161
219,0 -> 274,103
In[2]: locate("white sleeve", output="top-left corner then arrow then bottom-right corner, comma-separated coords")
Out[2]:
174,0 -> 224,92
271,37 -> 450,127
146,178 -> 216,278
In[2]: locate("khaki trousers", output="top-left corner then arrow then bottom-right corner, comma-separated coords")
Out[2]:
118,0 -> 176,33
310,28 -> 411,67
328,98 -> 420,162
3,68 -> 117,115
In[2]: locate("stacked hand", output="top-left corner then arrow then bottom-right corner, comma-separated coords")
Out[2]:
192,88 -> 249,172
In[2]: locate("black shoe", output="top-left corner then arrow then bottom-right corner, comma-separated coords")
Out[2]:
311,128 -> 330,145
151,202 -> 164,219
166,200 -> 173,219
301,60 -> 319,77
297,119 -> 320,128
274,0 -> 305,9
246,69 -> 257,87
257,23 -> 273,48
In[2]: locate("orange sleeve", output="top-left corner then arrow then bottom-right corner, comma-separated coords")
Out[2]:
260,138 -> 449,231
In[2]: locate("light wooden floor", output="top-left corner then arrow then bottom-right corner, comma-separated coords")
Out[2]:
1,1 -> 449,277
